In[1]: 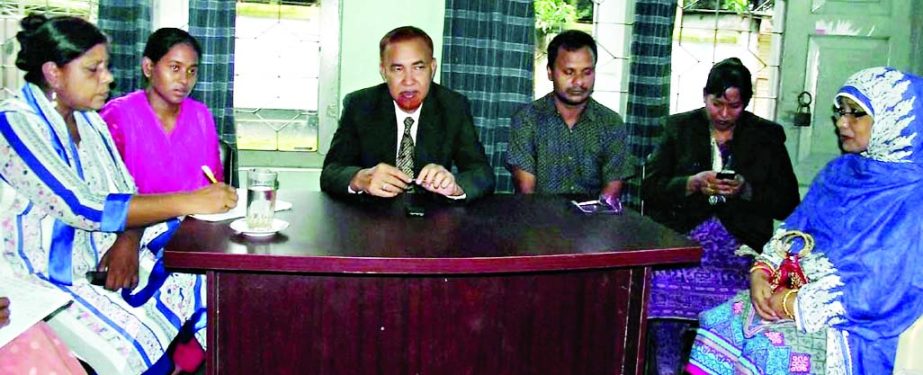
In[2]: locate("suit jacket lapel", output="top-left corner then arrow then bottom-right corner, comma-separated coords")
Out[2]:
371,87 -> 399,165
414,90 -> 445,168
728,112 -> 756,167
692,108 -> 712,168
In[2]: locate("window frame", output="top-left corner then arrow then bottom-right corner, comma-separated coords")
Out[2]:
153,0 -> 340,169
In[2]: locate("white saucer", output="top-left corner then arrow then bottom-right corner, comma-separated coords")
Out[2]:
230,218 -> 289,237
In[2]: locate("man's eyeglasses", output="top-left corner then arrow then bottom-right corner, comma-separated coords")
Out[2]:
833,106 -> 869,120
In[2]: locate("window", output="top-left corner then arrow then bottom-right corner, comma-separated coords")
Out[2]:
531,0 -> 780,119
533,0 -> 596,100
590,0 -> 632,115
153,0 -> 338,165
234,0 -> 326,152
0,0 -> 338,169
533,0 -> 631,115
671,0 -> 779,119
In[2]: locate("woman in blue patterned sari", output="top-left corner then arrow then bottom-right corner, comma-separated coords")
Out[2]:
687,67 -> 923,375
0,15 -> 237,374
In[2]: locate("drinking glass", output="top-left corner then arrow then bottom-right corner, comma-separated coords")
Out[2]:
246,168 -> 277,230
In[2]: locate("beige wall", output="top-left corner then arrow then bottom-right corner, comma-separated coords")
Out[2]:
338,0 -> 445,103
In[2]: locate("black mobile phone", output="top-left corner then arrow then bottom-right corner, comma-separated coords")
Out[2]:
405,205 -> 425,217
716,170 -> 737,180
86,271 -> 108,286
403,192 -> 426,217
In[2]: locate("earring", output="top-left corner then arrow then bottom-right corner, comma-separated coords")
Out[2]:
50,90 -> 58,108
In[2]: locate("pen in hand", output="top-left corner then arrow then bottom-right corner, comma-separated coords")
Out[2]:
201,165 -> 218,184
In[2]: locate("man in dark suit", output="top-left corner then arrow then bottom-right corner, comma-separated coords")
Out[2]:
321,26 -> 495,201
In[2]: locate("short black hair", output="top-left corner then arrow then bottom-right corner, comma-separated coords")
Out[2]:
546,30 -> 597,70
379,26 -> 434,60
703,57 -> 753,106
15,14 -> 107,87
143,27 -> 202,64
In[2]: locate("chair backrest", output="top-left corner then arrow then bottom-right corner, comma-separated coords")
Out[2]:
218,140 -> 239,188
895,314 -> 923,374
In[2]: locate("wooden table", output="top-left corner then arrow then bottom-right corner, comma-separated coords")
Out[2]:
164,192 -> 700,375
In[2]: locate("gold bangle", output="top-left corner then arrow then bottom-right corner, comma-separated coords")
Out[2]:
782,289 -> 798,319
777,230 -> 815,257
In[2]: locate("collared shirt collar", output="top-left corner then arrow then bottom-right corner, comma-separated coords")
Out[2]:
538,92 -> 600,127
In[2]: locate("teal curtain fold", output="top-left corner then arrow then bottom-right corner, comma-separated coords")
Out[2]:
625,0 -> 677,208
188,0 -> 237,145
97,1 -> 151,99
441,0 -> 535,193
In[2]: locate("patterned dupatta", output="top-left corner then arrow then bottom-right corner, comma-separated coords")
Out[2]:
1,83 -> 135,285
778,68 -> 923,374
14,83 -> 134,193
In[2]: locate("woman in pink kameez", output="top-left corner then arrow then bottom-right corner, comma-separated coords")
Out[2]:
101,28 -> 223,194
99,28 -> 223,373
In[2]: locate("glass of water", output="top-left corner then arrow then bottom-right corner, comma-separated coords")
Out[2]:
246,168 -> 277,230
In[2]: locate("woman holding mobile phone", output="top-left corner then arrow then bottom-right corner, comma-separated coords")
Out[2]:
640,58 -> 800,374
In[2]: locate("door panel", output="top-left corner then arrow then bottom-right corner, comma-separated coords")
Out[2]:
812,0 -> 894,16
793,36 -> 890,182
778,0 -> 911,190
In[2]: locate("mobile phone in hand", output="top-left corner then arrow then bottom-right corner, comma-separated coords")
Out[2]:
86,271 -> 108,286
716,170 -> 737,180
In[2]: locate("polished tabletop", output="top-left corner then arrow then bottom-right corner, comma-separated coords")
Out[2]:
164,191 -> 700,274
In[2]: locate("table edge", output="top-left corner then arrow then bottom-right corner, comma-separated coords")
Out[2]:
164,246 -> 702,275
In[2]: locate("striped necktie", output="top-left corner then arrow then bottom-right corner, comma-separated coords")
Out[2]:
397,116 -> 415,177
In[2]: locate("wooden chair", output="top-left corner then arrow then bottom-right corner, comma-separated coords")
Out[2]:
218,139 -> 239,188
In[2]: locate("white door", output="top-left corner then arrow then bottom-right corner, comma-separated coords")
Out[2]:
776,0 -> 912,191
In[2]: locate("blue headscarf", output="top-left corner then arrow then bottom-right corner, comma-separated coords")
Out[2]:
782,67 -> 923,373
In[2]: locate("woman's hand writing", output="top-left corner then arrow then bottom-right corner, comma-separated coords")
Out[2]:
126,183 -> 238,227
186,183 -> 237,214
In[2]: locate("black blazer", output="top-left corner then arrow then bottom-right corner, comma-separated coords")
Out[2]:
641,108 -> 800,250
321,83 -> 495,201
